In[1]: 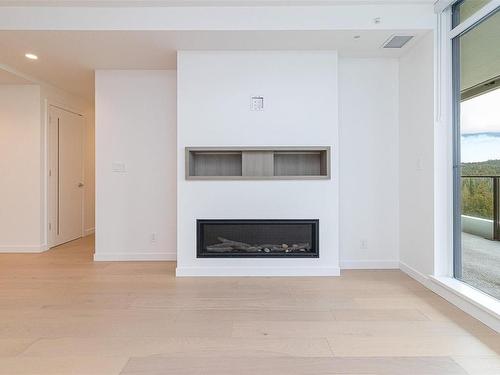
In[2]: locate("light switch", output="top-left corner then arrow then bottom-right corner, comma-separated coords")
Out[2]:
251,96 -> 264,111
112,162 -> 127,173
416,157 -> 424,171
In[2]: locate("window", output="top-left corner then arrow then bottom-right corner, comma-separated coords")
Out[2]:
453,8 -> 500,298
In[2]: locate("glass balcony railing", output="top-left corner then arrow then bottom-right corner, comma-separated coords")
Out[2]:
461,175 -> 500,240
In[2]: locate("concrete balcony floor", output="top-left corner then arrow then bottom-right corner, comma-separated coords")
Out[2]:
461,232 -> 500,299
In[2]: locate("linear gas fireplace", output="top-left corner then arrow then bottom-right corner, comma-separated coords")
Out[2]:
197,219 -> 319,258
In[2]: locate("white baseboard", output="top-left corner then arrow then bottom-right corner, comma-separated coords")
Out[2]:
340,260 -> 399,269
84,227 -> 95,236
176,266 -> 341,277
399,261 -> 500,333
399,261 -> 431,286
94,251 -> 176,261
0,244 -> 48,253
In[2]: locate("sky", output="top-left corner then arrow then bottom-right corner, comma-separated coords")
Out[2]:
460,87 -> 500,163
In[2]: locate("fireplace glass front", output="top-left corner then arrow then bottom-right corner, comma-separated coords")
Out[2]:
197,219 -> 319,258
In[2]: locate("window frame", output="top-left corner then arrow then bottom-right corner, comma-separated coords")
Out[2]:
449,0 -> 500,38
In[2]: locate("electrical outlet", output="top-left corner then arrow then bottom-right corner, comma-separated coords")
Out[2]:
150,232 -> 157,244
360,239 -> 368,249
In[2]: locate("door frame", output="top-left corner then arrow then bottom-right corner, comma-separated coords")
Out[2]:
45,101 -> 86,249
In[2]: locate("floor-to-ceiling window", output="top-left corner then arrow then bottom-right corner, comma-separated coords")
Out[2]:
453,2 -> 500,298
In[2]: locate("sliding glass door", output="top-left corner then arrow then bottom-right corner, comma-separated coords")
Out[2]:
453,4 -> 500,298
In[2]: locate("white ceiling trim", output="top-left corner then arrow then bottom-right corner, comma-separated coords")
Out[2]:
0,62 -> 39,84
0,0 -> 436,6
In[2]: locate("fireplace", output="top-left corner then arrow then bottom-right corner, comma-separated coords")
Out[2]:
197,219 -> 319,258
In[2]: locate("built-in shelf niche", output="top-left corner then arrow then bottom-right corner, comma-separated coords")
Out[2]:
189,151 -> 242,177
186,147 -> 330,180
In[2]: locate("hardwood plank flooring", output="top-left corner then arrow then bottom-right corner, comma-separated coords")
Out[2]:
0,235 -> 498,374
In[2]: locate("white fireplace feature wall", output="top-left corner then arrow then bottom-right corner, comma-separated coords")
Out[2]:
177,51 -> 339,276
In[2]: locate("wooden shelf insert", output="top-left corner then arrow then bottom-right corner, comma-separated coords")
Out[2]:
186,147 -> 330,180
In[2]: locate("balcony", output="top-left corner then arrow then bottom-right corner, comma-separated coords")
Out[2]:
460,176 -> 500,299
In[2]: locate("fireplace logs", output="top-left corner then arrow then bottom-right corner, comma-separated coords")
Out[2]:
206,237 -> 311,253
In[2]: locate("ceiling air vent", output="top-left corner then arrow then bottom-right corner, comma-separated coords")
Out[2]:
382,35 -> 414,49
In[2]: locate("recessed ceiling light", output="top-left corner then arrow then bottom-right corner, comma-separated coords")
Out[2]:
25,53 -> 38,60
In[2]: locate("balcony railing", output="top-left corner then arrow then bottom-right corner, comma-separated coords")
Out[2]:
461,175 -> 500,241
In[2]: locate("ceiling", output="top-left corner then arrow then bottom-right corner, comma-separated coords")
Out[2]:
0,29 -> 429,101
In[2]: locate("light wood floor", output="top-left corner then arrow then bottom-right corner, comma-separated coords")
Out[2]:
0,236 -> 499,374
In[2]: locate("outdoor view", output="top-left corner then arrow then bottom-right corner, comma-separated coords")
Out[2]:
461,88 -> 500,221
457,9 -> 500,299
460,88 -> 500,299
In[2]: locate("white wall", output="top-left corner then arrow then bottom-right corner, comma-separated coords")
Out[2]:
399,32 -> 435,275
91,50 -> 428,276
177,51 -> 339,276
339,58 -> 400,269
94,70 -> 177,261
0,85 -> 42,251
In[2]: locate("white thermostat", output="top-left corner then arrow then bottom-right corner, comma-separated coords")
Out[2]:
251,96 -> 264,111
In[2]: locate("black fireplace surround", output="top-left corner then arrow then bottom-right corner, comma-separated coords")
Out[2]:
197,219 -> 319,258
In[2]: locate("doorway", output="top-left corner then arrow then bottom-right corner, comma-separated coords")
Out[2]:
48,105 -> 85,248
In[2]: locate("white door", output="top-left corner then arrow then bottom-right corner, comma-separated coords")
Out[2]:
48,106 -> 84,247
